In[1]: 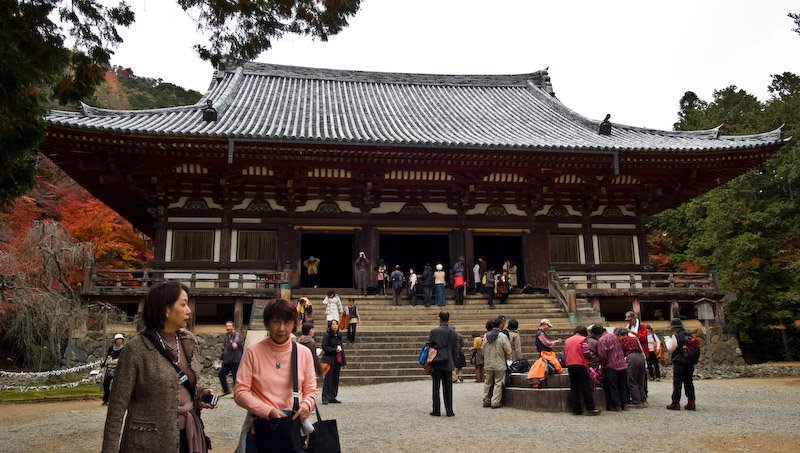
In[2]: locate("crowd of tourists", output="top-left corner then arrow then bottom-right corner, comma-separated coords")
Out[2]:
354,252 -> 520,308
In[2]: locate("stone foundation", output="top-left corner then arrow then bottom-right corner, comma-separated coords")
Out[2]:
64,331 -> 228,378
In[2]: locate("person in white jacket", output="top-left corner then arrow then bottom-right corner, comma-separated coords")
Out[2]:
323,290 -> 343,323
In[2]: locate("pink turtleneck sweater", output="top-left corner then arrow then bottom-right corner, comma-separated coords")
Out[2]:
234,338 -> 317,418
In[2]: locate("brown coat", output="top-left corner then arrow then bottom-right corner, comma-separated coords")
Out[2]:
102,329 -> 206,453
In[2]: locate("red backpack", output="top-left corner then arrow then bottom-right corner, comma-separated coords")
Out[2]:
682,335 -> 701,364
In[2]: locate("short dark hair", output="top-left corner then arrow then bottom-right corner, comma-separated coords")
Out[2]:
263,299 -> 298,330
508,319 -> 519,330
301,322 -> 314,336
142,281 -> 189,331
573,325 -> 588,336
439,311 -> 450,322
590,324 -> 606,336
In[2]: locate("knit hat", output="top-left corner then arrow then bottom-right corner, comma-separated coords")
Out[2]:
670,318 -> 684,329
436,263 -> 443,271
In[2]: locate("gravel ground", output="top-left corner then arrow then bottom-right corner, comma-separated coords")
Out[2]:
1,377 -> 800,452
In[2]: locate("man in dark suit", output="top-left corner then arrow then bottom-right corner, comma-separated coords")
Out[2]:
428,311 -> 458,416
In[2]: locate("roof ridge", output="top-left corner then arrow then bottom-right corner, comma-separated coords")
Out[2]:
229,61 -> 552,89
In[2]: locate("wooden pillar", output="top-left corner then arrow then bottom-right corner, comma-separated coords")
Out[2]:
449,228 -> 467,272
234,298 -> 244,329
464,228 -> 475,287
631,298 -> 641,320
714,299 -> 726,327
136,299 -> 145,331
219,206 -> 233,288
670,297 -> 680,319
277,225 -> 301,286
188,299 -> 197,331
591,297 -> 601,314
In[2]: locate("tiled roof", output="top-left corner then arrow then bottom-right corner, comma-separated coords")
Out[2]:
46,62 -> 783,152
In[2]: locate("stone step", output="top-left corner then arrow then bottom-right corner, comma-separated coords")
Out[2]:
503,386 -> 607,413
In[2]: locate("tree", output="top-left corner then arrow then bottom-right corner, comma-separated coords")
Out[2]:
0,221 -> 92,369
0,0 -> 361,206
649,75 -> 800,361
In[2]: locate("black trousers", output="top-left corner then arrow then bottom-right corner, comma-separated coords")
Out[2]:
102,371 -> 114,403
218,361 -> 240,393
347,322 -> 357,342
323,362 -> 341,402
431,368 -> 454,415
647,351 -> 661,379
603,367 -> 629,409
567,365 -> 596,414
455,285 -> 465,305
671,362 -> 696,403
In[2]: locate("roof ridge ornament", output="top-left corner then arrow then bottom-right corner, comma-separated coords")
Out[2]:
202,100 -> 217,122
598,114 -> 612,135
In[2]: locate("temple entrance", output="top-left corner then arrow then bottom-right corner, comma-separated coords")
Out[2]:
378,234 -> 450,276
473,235 -> 525,287
300,233 -> 354,288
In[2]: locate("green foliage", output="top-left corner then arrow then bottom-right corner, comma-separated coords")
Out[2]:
0,0 -> 361,206
0,0 -> 133,206
649,75 -> 800,361
179,0 -> 362,67
0,384 -> 101,402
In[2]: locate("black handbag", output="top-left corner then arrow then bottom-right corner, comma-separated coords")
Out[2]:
306,405 -> 341,453
252,342 -> 305,453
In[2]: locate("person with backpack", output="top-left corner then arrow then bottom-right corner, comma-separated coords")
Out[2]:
390,265 -> 404,305
666,318 -> 698,411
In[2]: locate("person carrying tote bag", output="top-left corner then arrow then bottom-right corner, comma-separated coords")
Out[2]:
234,299 -> 317,453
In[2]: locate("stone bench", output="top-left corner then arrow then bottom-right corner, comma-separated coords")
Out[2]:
503,372 -> 606,413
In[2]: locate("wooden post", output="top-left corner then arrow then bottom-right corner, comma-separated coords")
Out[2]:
670,298 -> 680,319
188,299 -> 196,331
631,298 -> 641,320
234,298 -> 243,329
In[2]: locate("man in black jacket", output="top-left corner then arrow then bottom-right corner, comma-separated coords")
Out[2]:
428,311 -> 458,417
422,263 -> 434,307
666,318 -> 696,411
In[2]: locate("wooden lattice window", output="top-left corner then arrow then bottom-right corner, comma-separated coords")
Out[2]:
598,235 -> 635,264
237,231 -> 277,261
550,234 -> 580,263
172,230 -> 214,261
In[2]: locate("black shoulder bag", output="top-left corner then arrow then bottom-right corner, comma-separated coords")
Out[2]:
251,342 -> 305,453
142,332 -> 212,450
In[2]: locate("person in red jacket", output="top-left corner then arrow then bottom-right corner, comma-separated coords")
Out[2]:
625,311 -> 649,356
564,325 -> 601,416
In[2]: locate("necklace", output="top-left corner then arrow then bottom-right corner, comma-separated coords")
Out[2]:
156,331 -> 181,365
275,361 -> 281,369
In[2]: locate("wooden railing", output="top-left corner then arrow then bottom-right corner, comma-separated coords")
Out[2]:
548,272 -> 572,313
548,270 -> 719,297
86,268 -> 285,292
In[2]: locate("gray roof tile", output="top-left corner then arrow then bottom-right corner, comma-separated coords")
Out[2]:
45,63 -> 783,152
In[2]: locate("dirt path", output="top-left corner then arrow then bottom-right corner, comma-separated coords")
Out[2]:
2,377 -> 800,452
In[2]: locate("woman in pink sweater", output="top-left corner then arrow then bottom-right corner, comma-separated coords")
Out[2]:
234,299 -> 318,452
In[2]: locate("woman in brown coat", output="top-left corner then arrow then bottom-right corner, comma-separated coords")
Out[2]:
102,282 -> 217,453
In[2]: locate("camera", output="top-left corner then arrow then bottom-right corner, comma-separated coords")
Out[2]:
201,394 -> 219,406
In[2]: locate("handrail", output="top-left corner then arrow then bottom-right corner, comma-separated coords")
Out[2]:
548,272 -> 571,313
89,268 -> 284,290
551,270 -> 719,292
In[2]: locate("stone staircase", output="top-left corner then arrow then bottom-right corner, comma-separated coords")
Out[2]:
292,291 -> 605,386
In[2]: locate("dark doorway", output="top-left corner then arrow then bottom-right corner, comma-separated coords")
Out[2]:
379,234 -> 450,276
473,235 -> 525,286
300,233 -> 354,288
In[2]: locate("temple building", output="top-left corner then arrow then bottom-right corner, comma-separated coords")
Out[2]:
40,63 -> 786,325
